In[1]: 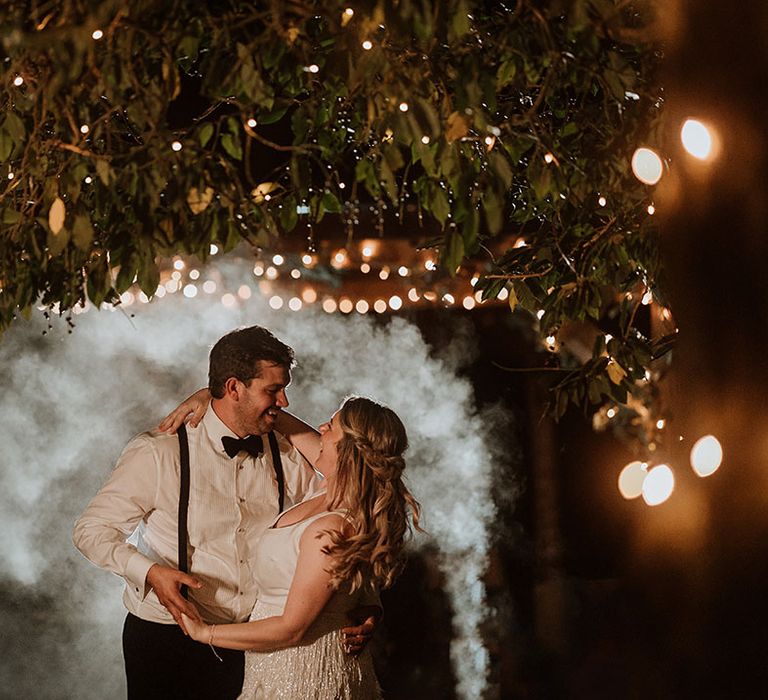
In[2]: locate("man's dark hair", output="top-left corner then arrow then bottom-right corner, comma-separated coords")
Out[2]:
208,326 -> 295,398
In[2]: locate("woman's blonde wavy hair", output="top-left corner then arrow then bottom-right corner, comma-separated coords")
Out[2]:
323,396 -> 421,592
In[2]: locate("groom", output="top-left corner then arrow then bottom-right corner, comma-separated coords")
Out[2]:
74,325 -> 374,699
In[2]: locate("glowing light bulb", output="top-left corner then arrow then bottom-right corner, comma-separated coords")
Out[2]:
183,284 -> 197,298
642,291 -> 653,305
92,29 -> 103,40
266,266 -> 278,280
344,8 -> 354,17
288,297 -> 302,311
268,295 -> 283,310
642,464 -> 674,506
647,204 -> 655,215
618,461 -> 647,500
253,264 -> 264,276
379,268 -> 390,280
690,435 -> 723,477
322,298 -> 337,313
631,147 -> 663,185
374,300 -> 387,313
398,266 -> 408,277
290,269 -> 301,279
7,172 -> 14,180
681,119 -> 713,160
202,280 -> 217,294
120,291 -> 134,305
462,296 -> 476,309
408,288 -> 419,302
13,76 -> 23,86
362,40 -> 373,50
80,124 -> 90,134
443,294 -> 455,305
355,300 -> 369,314
389,295 -> 403,310
221,293 -> 236,307
399,102 -> 409,112
173,260 -> 185,270
360,263 -> 371,273
421,135 -> 430,144
246,118 -> 257,128
171,141 -> 183,152
544,152 -> 554,164
361,245 -> 373,258
656,419 -> 666,430
308,64 -> 319,73
598,195 -> 607,207
607,407 -> 617,418
339,298 -> 353,313
189,269 -> 200,280
301,254 -> 313,265
84,176 -> 92,184
301,288 -> 317,304
237,285 -> 252,299
210,244 -> 219,255
272,254 -> 284,265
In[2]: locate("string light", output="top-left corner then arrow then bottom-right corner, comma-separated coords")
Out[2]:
84,176 -> 92,184
290,269 -> 301,279
544,152 -> 554,164
301,254 -> 313,265
618,461 -> 647,500
307,64 -> 319,73
288,297 -> 302,311
237,285 -> 252,299
362,40 -> 373,50
266,266 -> 278,280
690,435 -> 723,477
7,172 -> 14,180
389,295 -> 403,310
355,300 -> 369,313
339,298 -> 353,313
183,284 -> 197,298
647,204 -> 655,215
443,293 -> 455,305
189,269 -> 200,280
173,259 -> 185,270
301,288 -> 317,304
421,135 -> 430,144
210,244 -> 219,255
92,29 -> 103,40
399,102 -> 409,112
272,254 -> 284,265
268,295 -> 283,310
13,76 -> 23,86
598,195 -> 607,207
408,288 -> 419,302
641,464 -> 674,506
202,280 -> 217,294
80,124 -> 90,134
253,264 -> 264,276
631,147 -> 663,185
171,141 -> 183,152
246,118 -> 257,128
120,291 -> 134,305
344,7 -> 354,17
398,266 -> 409,277
374,300 -> 387,313
222,293 -> 237,307
360,263 -> 371,273
171,270 -> 182,281
322,298 -> 337,313
462,296 -> 475,310
681,119 -> 714,160
379,267 -> 390,280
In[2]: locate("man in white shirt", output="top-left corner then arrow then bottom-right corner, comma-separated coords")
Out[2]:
73,326 -> 370,699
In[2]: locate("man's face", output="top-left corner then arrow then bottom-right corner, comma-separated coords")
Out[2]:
236,361 -> 290,436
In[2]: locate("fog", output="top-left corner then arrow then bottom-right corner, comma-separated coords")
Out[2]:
0,259 -> 517,698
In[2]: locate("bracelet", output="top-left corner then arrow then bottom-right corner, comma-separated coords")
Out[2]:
208,624 -> 223,663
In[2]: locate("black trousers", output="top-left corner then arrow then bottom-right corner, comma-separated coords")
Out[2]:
122,613 -> 244,700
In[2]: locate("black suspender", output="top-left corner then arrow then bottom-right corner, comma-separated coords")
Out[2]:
176,428 -> 285,589
267,431 -> 285,513
177,424 -> 191,599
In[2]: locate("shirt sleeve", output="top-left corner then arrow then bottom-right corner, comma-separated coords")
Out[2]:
72,433 -> 160,595
277,433 -> 324,507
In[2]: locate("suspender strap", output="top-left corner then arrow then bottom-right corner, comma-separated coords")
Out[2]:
267,431 -> 285,513
177,423 -> 191,600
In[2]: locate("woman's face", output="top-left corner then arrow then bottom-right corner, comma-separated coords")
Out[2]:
316,410 -> 344,478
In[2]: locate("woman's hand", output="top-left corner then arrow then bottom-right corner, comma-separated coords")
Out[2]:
159,388 -> 212,433
180,612 -> 211,643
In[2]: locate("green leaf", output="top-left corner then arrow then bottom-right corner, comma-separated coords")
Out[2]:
320,191 -> 341,214
259,107 -> 288,125
72,214 -> 94,251
199,123 -> 214,148
0,129 -> 13,161
3,112 -> 25,142
483,189 -> 504,235
489,152 -> 513,189
443,231 -> 465,274
221,133 -> 242,160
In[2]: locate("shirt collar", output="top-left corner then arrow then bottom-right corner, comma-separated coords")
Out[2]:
202,404 -> 240,456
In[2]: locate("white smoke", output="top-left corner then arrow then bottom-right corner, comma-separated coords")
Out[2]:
0,258 -> 513,699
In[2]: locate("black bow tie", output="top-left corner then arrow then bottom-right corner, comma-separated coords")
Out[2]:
221,434 -> 264,459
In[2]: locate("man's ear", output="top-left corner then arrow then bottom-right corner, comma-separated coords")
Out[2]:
223,377 -> 240,400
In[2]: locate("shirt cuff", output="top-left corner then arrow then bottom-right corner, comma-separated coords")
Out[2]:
124,551 -> 157,600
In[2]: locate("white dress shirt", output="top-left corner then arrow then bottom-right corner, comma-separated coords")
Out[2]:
73,406 -> 323,624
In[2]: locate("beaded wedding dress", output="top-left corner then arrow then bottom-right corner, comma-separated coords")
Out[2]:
238,505 -> 381,700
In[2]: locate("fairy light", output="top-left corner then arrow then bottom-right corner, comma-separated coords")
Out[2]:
618,461 -> 647,500
173,259 -> 184,271
289,269 -> 301,280
165,279 -> 179,293
681,119 -> 713,160
355,300 -> 369,314
7,172 -> 14,180
545,335 -> 556,349
484,136 -> 494,146
183,284 -> 197,298
642,464 -> 674,506
607,407 -> 617,419
237,285 -> 252,300
253,264 -> 264,276
362,40 -> 373,50
631,147 -> 663,185
398,266 -> 409,277
647,204 -> 656,215
171,271 -> 182,281
268,295 -> 283,310
202,280 -> 217,294
374,300 -> 387,313
171,141 -> 183,152
470,274 -> 479,287
80,124 -> 90,134
272,254 -> 284,265
266,266 -> 278,280
379,267 -> 390,280
344,7 -> 354,17
423,291 -> 437,302
189,269 -> 200,280
13,76 -> 23,86
322,298 -> 337,313
421,135 -> 430,144
656,419 -> 665,429
334,249 -> 347,265
474,290 -> 484,303
536,309 -> 545,320
84,176 -> 93,184
642,290 -> 653,305
138,292 -> 149,304
544,152 -> 554,164
462,296 -> 476,310
301,288 -> 317,304
339,298 -> 353,313
120,291 -> 134,306
425,259 -> 436,271
443,293 -> 455,305
307,64 -> 319,73
361,245 -> 374,258
389,295 -> 403,310
360,263 -> 371,273
399,102 -> 409,112
301,254 -> 313,265
598,195 -> 607,207
92,29 -> 103,40
210,244 -> 219,255
690,435 -> 723,477
408,288 -> 419,302
498,287 -> 509,301
247,118 -> 257,128
288,297 -> 302,311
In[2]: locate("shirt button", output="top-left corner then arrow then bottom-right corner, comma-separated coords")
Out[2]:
239,559 -> 244,564
239,497 -> 245,503
239,465 -> 244,470
238,528 -> 244,533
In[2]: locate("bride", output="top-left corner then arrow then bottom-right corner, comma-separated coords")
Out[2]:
174,395 -> 421,699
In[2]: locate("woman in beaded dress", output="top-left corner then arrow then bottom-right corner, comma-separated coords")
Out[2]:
179,396 -> 421,700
